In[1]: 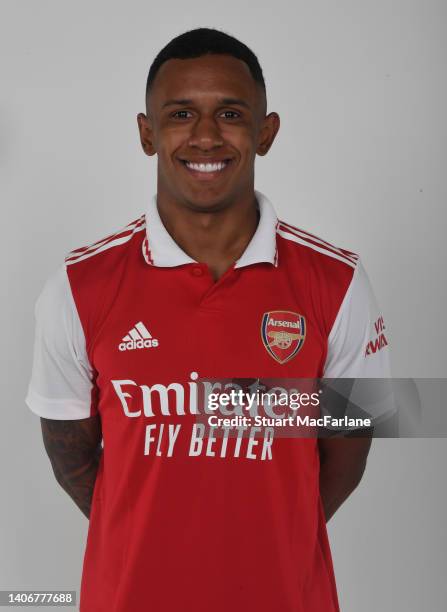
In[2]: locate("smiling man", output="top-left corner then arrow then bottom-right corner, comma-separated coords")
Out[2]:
25,28 -> 392,612
138,45 -> 278,280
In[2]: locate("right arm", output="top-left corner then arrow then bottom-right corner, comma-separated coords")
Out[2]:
40,415 -> 102,519
25,263 -> 101,517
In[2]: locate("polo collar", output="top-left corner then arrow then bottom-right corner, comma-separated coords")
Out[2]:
142,189 -> 278,269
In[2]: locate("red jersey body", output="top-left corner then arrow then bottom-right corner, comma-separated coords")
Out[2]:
26,190 -> 391,611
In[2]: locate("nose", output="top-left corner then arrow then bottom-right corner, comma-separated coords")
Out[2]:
187,116 -> 224,150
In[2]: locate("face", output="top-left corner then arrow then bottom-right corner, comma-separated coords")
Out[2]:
137,54 -> 280,212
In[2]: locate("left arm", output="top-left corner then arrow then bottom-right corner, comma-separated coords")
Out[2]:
318,427 -> 373,522
320,257 -> 394,521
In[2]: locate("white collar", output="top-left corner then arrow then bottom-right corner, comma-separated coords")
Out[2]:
142,189 -> 278,269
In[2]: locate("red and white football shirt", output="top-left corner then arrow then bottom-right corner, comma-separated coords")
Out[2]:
26,190 -> 392,612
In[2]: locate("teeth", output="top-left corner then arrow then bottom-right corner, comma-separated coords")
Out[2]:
185,161 -> 228,172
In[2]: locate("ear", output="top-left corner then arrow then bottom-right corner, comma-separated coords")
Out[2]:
256,112 -> 280,156
137,113 -> 157,156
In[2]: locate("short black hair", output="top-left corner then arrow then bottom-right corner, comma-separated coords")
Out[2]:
146,27 -> 266,100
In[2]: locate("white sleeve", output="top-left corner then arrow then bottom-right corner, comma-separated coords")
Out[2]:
323,258 -> 395,421
25,263 -> 95,420
323,258 -> 391,378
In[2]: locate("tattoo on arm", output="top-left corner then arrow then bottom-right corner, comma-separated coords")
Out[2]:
40,416 -> 102,519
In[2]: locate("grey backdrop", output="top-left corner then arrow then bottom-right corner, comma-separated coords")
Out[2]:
2,1 -> 446,610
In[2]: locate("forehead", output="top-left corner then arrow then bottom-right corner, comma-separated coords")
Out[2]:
149,54 -> 261,108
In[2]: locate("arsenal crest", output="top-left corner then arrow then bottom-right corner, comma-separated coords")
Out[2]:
261,311 -> 306,364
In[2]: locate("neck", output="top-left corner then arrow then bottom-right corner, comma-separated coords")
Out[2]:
156,186 -> 259,281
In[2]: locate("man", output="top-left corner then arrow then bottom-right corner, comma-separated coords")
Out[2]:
26,27 -> 391,612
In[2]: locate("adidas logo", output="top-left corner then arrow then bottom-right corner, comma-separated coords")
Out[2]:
118,322 -> 159,351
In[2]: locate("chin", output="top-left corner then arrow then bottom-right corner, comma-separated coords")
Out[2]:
182,190 -> 232,213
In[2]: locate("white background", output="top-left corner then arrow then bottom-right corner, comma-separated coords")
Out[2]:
1,1 -> 446,610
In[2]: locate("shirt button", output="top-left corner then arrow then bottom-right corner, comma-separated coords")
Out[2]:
191,265 -> 203,277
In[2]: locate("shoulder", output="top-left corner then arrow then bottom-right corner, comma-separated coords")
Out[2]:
276,218 -> 359,273
64,214 -> 146,270
60,214 -> 146,335
276,219 -> 365,335
32,262 -> 85,358
35,261 -> 72,319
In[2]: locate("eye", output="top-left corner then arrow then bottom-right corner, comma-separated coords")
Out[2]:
220,110 -> 241,119
172,110 -> 193,119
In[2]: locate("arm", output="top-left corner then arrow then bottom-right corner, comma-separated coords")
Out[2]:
40,415 -> 102,519
320,258 -> 394,520
25,263 -> 101,518
318,427 -> 373,522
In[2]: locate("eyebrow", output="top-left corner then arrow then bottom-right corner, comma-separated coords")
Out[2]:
161,97 -> 251,109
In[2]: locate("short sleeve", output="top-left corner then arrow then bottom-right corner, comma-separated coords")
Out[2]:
322,258 -> 395,422
25,263 -> 95,419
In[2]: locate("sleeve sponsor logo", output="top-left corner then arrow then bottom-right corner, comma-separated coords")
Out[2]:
365,315 -> 388,356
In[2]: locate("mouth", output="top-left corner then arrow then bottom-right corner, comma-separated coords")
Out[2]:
178,158 -> 233,181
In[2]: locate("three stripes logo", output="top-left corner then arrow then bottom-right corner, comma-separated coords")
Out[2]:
118,321 -> 159,351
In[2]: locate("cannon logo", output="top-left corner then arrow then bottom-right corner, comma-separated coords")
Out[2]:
261,311 -> 306,364
119,321 -> 159,351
